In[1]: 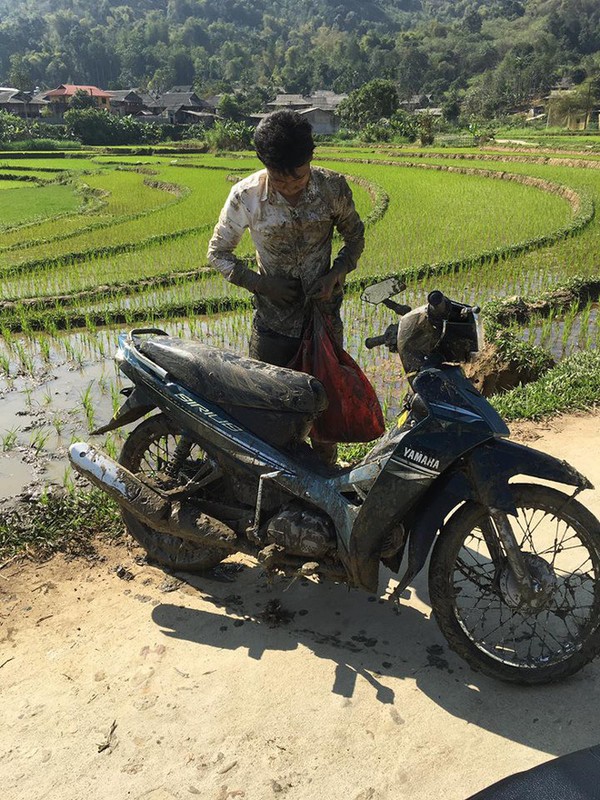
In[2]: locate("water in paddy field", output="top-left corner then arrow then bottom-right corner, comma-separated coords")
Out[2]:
519,304 -> 600,359
0,305 -> 408,499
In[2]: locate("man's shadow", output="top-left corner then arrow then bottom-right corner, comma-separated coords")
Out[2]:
151,560 -> 600,757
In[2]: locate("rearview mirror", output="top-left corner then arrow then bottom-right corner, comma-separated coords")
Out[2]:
361,277 -> 406,305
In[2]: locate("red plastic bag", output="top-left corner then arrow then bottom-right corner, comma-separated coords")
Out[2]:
288,307 -> 385,443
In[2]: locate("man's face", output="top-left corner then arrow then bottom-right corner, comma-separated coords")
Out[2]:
266,162 -> 311,202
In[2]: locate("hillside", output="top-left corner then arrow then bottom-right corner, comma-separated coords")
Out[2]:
0,0 -> 599,117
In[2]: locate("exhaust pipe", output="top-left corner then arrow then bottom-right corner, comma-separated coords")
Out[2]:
68,442 -> 238,551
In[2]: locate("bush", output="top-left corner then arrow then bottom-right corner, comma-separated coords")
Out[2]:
0,111 -> 26,143
205,119 -> 254,151
1,138 -> 81,151
181,122 -> 207,140
64,109 -> 169,146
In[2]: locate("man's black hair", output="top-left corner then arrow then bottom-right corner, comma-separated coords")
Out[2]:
254,110 -> 315,175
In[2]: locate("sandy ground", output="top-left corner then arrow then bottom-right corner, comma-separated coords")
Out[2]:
2,410 -> 600,800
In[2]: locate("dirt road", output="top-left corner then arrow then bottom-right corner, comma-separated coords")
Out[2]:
2,411 -> 600,800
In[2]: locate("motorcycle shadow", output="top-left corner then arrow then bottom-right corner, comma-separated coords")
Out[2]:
150,559 -> 600,756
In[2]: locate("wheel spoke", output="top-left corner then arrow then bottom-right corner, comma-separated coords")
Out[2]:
438,487 -> 600,674
118,418 -> 224,572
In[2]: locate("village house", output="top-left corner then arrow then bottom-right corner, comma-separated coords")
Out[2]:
267,93 -> 313,112
0,88 -> 47,119
42,84 -> 112,117
107,89 -> 148,117
545,79 -> 600,130
267,91 -> 348,135
155,90 -> 215,124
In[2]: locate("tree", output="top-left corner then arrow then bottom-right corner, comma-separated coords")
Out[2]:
396,39 -> 431,99
441,90 -> 462,124
69,89 -> 97,109
8,53 -> 32,91
64,107 -> 152,145
0,111 -> 26,143
338,79 -> 399,129
217,94 -> 241,120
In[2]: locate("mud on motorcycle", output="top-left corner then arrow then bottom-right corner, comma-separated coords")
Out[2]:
69,280 -> 600,684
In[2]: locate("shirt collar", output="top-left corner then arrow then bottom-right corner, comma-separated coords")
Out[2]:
262,167 -> 316,206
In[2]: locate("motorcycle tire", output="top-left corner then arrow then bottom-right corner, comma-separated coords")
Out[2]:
118,414 -> 226,573
429,483 -> 600,684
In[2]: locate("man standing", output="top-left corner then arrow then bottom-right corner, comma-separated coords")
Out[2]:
207,110 -> 365,463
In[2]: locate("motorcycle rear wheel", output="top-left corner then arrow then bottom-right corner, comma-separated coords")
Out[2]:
429,483 -> 600,684
118,414 -> 226,573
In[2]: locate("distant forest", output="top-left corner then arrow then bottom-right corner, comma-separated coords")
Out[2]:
1,0 -> 600,117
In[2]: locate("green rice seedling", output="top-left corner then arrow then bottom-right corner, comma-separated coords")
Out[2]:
23,386 -> 33,409
72,346 -> 85,369
38,336 -> 51,363
1,326 -> 15,348
62,467 -> 76,494
29,428 -> 50,453
52,413 -> 64,437
577,301 -> 593,349
63,339 -> 74,360
105,436 -> 118,459
0,351 -> 10,375
43,317 -> 58,337
110,381 -> 121,415
1,427 -> 19,451
80,381 -> 95,430
14,341 -> 35,375
539,308 -> 556,350
561,304 -> 579,357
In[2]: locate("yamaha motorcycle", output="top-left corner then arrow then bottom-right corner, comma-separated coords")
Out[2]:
69,279 -> 600,684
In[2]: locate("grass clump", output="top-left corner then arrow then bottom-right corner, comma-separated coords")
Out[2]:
492,350 -> 600,421
0,487 -> 122,563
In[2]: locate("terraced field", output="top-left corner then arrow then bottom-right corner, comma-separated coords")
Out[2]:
0,145 -> 599,497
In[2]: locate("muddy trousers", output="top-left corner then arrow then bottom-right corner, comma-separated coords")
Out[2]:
249,320 -> 339,467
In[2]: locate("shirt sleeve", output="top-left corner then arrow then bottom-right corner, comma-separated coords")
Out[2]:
206,186 -> 261,292
331,176 -> 365,275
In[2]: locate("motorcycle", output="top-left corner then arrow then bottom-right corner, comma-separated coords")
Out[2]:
68,280 -> 600,684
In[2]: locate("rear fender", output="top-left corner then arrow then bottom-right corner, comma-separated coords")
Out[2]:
394,438 -> 593,595
92,386 -> 156,435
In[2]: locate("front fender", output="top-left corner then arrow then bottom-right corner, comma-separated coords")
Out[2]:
393,438 -> 593,596
466,438 -> 593,509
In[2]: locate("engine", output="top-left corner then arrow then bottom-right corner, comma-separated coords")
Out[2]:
265,502 -> 337,558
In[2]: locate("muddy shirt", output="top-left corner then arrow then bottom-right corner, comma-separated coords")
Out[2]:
206,166 -> 365,337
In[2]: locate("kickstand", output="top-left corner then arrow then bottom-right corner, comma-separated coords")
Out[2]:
284,561 -> 320,592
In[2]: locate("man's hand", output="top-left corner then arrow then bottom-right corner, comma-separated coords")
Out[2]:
306,264 -> 347,302
255,275 -> 302,306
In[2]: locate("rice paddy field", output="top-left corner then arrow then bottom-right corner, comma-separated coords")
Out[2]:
0,142 -> 599,499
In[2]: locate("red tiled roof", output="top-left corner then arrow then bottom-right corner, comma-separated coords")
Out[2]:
44,84 -> 111,99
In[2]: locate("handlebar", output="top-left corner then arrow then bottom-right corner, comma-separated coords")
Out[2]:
365,334 -> 388,350
428,290 -> 480,321
364,323 -> 399,351
363,291 -> 481,351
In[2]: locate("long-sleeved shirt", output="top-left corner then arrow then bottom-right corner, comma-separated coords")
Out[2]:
207,166 -> 365,337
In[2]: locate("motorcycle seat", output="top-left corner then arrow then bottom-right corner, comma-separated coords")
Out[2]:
137,336 -> 328,448
467,744 -> 600,799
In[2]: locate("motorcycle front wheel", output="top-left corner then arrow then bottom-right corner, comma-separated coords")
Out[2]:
118,414 -> 226,573
429,483 -> 600,684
